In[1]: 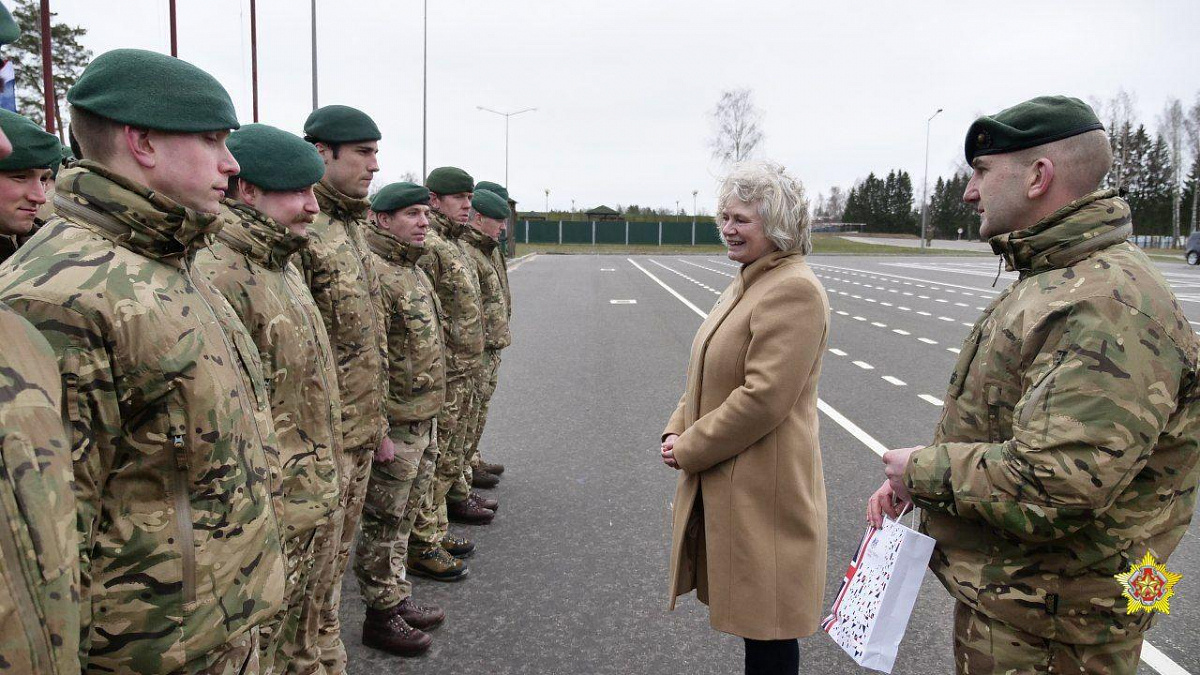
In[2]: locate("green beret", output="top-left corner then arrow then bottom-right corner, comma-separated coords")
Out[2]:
965,95 -> 1104,163
0,2 -> 20,45
425,166 -> 473,195
227,123 -> 325,192
371,182 -> 430,213
474,180 -> 510,202
0,109 -> 65,172
303,105 -> 381,143
68,49 -> 239,132
472,189 -> 511,220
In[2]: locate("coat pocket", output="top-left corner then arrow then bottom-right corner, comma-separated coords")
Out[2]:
165,392 -> 198,611
0,430 -> 68,583
948,324 -> 984,399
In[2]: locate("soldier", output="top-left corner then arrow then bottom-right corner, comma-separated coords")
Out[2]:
454,189 -> 512,500
405,166 -> 488,583
0,49 -> 286,674
0,109 -> 53,265
0,96 -> 81,675
355,182 -> 450,655
465,181 -> 512,485
868,96 -> 1200,674
299,104 -> 389,673
193,124 -> 342,675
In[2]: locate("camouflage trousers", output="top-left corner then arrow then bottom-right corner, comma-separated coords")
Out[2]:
455,348 -> 502,494
354,420 -> 438,610
257,523 -> 330,675
427,371 -> 479,540
953,602 -> 1143,675
311,444 -> 374,675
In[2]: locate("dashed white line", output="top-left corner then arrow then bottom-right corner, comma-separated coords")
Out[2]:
939,316 -> 955,322
882,376 -> 907,386
835,310 -> 849,316
853,316 -> 866,322
853,361 -> 874,370
871,322 -> 887,328
947,347 -> 961,354
829,348 -> 847,357
892,329 -> 910,335
919,394 -> 944,406
918,337 -> 938,345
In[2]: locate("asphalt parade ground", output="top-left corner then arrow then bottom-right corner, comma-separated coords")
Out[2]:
343,252 -> 1200,675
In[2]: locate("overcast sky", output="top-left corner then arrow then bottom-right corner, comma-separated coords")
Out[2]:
44,0 -> 1200,214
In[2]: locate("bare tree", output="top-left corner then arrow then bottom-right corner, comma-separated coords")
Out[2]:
1160,98 -> 1186,242
709,88 -> 764,165
1185,94 -> 1200,233
1093,89 -> 1137,188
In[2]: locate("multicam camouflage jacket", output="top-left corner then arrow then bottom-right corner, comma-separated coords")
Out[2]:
301,181 -> 388,452
0,162 -> 286,673
419,210 -> 484,376
364,227 -> 446,424
492,245 -> 511,319
905,189 -> 1200,644
195,201 -> 343,540
461,226 -> 511,350
0,303 -> 79,675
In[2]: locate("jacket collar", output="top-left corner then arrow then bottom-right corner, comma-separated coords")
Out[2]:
430,209 -> 467,239
989,189 -> 1132,277
462,225 -> 497,253
215,200 -> 308,271
364,226 -> 424,266
52,161 -> 223,263
314,179 -> 370,222
739,249 -> 803,288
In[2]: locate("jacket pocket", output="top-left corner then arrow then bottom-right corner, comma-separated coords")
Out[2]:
165,394 -> 198,611
986,384 -> 1003,443
1017,350 -> 1068,429
0,430 -> 68,583
948,324 -> 984,399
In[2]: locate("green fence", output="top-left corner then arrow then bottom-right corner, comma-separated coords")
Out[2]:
516,220 -> 723,246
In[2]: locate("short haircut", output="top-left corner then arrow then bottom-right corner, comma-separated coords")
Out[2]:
68,105 -> 122,163
1011,130 -> 1113,199
305,137 -> 341,159
717,160 -> 812,255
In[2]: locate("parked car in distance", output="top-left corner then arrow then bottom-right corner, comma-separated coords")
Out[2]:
1188,232 -> 1200,265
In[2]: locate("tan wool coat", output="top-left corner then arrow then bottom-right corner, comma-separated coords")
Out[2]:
664,249 -> 830,640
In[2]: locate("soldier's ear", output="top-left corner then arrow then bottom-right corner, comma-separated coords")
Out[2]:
1027,157 -> 1055,201
124,126 -> 158,169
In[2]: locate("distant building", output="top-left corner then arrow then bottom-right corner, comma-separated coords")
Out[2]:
586,205 -> 622,221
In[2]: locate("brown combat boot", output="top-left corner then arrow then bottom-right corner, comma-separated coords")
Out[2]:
471,469 -> 500,489
407,546 -> 469,582
397,596 -> 445,630
468,490 -> 499,513
362,606 -> 432,656
447,497 -> 494,524
440,534 -> 476,559
478,461 -> 505,475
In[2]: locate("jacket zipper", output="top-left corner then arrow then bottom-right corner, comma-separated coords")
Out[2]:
181,256 -> 282,600
0,483 -> 55,673
167,409 -> 196,607
281,271 -> 342,490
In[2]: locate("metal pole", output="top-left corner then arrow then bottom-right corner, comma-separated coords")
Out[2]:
504,115 -> 510,188
169,0 -> 178,56
421,0 -> 427,181
920,108 -> 943,250
310,0 -> 318,110
250,0 -> 259,122
39,0 -> 54,134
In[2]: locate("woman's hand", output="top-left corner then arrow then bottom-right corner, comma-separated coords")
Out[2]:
661,434 -> 680,470
866,481 -> 911,529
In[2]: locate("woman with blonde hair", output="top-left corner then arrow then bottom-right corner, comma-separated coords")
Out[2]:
660,160 -> 829,675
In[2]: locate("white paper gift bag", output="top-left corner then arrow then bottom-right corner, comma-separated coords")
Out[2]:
821,513 -> 936,673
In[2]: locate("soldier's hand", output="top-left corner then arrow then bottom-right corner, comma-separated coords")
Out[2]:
661,434 -> 680,470
867,481 -> 910,528
376,436 -> 397,463
882,445 -> 922,504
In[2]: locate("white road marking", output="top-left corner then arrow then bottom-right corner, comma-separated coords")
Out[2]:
609,299 -> 637,304
600,268 -> 616,271
871,322 -> 887,328
507,253 -> 537,272
919,394 -> 944,406
954,302 -> 969,307
881,302 -> 894,307
948,347 -> 961,354
853,316 -> 866,321
882,376 -> 906,386
809,262 -> 1004,295
892,329 -> 910,335
917,311 -> 932,316
1142,642 -> 1193,675
627,259 -> 710,317
939,316 -> 955,322
898,306 -> 911,311
918,337 -> 938,344
835,310 -> 849,316
677,258 -> 736,278
962,322 -> 975,327
853,361 -> 874,370
829,348 -> 847,356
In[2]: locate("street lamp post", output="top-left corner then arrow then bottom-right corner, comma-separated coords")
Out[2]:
544,189 -> 549,213
920,107 -> 944,251
692,190 -> 698,224
477,106 -> 537,189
